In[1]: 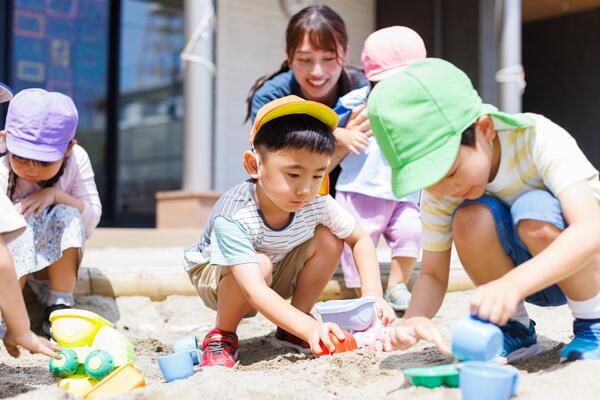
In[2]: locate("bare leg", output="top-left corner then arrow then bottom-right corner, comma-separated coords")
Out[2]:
453,204 -> 516,285
517,220 -> 600,301
215,254 -> 273,332
291,226 -> 343,313
47,248 -> 79,293
388,256 -> 417,288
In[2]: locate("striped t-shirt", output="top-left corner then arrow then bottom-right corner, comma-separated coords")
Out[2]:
422,113 -> 600,252
183,180 -> 355,269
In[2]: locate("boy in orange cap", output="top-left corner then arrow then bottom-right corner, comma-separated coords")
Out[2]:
183,96 -> 406,367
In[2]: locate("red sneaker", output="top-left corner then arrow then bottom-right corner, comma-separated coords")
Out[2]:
200,328 -> 239,368
273,327 -> 311,354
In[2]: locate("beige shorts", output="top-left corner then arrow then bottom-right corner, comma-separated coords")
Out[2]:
187,238 -> 313,317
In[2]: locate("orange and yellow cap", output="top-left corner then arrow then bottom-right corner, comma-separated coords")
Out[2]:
249,95 -> 339,145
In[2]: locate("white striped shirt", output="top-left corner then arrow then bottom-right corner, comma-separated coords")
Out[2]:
183,180 -> 355,269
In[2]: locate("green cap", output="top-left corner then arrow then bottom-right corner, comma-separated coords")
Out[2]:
367,58 -> 534,198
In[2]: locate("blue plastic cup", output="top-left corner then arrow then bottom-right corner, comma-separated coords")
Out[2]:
460,361 -> 519,400
157,349 -> 200,382
452,316 -> 503,361
173,336 -> 200,365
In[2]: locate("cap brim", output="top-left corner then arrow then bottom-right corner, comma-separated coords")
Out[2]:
6,134 -> 68,162
367,65 -> 407,82
390,133 -> 462,198
255,101 -> 338,135
0,83 -> 14,103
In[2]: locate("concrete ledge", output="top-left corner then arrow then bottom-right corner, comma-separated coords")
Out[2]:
87,228 -> 199,248
79,229 -> 474,300
155,190 -> 222,229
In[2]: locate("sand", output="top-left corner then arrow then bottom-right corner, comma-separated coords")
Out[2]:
1,290 -> 600,400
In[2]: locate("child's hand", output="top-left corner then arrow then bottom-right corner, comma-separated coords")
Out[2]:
470,277 -> 521,326
16,188 -> 56,218
336,127 -> 370,155
373,296 -> 395,326
387,326 -> 418,350
403,316 -> 451,355
3,329 -> 60,359
307,322 -> 346,356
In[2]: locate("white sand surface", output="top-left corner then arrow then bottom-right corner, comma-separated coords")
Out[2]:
2,290 -> 599,399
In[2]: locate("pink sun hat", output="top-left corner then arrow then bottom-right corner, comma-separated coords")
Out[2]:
361,26 -> 427,82
5,88 -> 78,162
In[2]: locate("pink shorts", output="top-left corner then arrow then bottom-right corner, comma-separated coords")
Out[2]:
336,191 -> 422,288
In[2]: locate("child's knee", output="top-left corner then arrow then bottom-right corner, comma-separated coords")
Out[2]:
314,225 -> 344,256
453,203 -> 496,247
517,219 -> 561,248
52,204 -> 79,217
257,253 -> 274,286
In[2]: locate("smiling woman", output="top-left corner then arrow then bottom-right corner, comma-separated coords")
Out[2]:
245,5 -> 370,197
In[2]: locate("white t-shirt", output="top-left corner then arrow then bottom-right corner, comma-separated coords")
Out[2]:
0,192 -> 25,235
421,113 -> 600,252
183,180 -> 356,269
0,145 -> 102,237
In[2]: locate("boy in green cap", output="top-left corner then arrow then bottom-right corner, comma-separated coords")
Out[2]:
368,58 -> 600,363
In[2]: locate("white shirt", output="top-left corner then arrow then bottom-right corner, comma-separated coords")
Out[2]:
0,145 -> 102,237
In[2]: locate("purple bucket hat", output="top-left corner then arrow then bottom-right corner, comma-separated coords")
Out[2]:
5,88 -> 78,162
0,82 -> 14,103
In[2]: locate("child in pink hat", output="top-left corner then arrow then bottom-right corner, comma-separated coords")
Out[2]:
0,84 -> 60,358
0,88 -> 102,335
333,26 -> 426,311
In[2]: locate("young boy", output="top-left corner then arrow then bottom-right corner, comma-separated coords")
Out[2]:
368,58 -> 600,362
183,96 -> 399,368
0,82 -> 59,359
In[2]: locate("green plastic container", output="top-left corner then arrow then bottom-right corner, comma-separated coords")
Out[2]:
49,348 -> 79,378
403,364 -> 460,388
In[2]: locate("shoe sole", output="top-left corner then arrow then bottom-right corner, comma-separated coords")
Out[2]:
271,337 -> 312,355
496,343 -> 542,364
200,350 -> 239,368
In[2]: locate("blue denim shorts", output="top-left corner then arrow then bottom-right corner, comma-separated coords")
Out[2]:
457,190 -> 567,307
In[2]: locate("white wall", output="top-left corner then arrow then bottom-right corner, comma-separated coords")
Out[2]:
213,0 -> 375,191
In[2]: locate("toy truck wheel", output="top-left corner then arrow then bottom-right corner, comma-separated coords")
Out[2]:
84,349 -> 114,380
49,348 -> 79,378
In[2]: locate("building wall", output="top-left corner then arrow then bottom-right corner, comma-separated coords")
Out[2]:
523,9 -> 600,168
213,0 -> 375,191
375,0 -> 479,90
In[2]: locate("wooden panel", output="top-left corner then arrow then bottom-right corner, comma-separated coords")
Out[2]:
524,0 -> 600,22
441,0 -> 480,88
376,0 -> 436,55
523,9 -> 600,167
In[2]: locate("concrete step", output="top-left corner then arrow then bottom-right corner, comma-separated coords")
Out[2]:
79,229 -> 472,300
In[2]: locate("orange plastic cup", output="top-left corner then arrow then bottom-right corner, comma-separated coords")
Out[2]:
318,330 -> 357,356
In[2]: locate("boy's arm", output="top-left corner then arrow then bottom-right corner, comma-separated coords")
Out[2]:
228,262 -> 345,355
343,224 -> 395,325
403,249 -> 452,354
0,236 -> 59,358
472,181 -> 600,325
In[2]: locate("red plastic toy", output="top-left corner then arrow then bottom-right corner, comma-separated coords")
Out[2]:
318,330 -> 357,356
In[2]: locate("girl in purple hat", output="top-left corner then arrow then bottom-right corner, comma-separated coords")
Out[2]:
0,88 -> 102,335
0,84 -> 60,358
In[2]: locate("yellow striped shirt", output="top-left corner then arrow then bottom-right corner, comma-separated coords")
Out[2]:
422,113 -> 600,252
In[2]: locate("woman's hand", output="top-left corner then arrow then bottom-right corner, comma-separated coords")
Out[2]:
335,105 -> 372,155
15,188 -> 57,218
